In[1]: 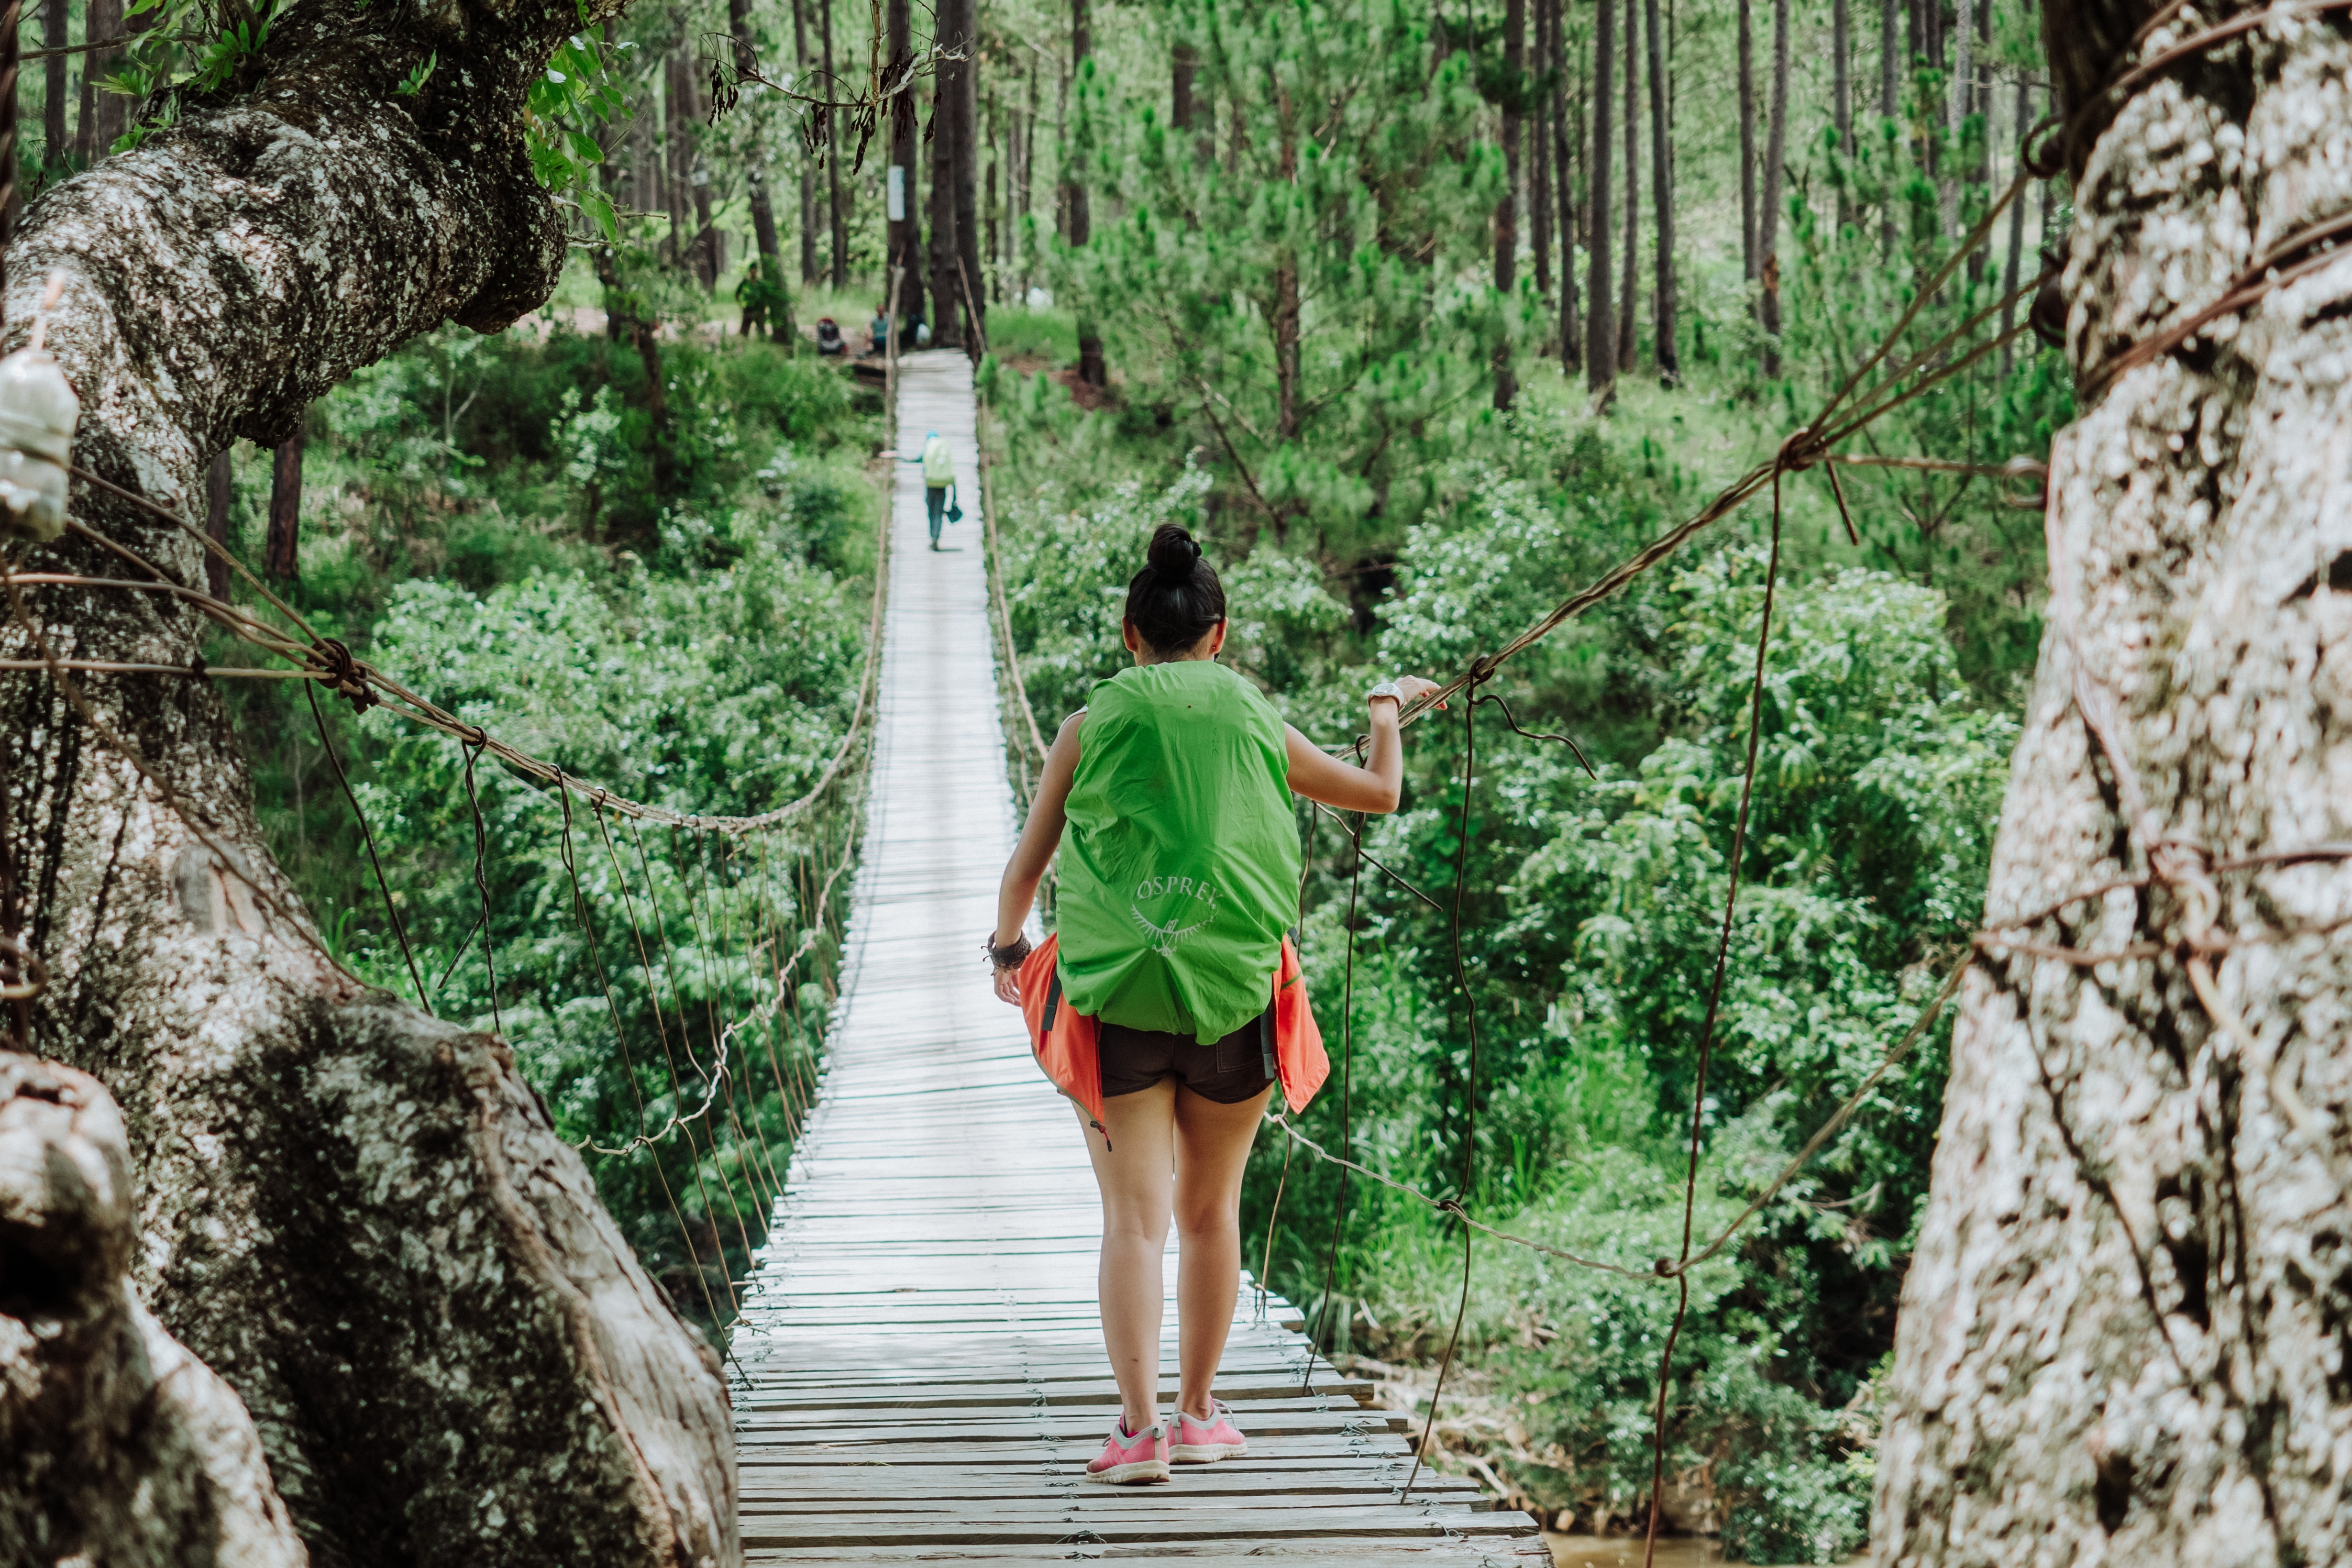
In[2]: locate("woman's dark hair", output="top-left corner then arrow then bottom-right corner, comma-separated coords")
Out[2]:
1124,524 -> 1227,655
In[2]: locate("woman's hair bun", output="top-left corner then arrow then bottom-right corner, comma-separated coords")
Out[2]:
1125,522 -> 1225,655
1147,523 -> 1202,583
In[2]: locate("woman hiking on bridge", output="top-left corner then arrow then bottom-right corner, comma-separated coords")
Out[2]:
987,524 -> 1438,1486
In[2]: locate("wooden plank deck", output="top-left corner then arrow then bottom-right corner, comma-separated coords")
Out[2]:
727,350 -> 1550,1565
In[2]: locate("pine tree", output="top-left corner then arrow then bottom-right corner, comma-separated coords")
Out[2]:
1061,0 -> 1496,553
1586,0 -> 1616,391
1643,0 -> 1674,383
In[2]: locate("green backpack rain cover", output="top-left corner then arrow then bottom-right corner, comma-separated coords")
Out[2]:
1055,660 -> 1300,1043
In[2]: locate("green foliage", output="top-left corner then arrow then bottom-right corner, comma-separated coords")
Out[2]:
1038,0 -> 1526,564
982,396 -> 2013,1545
222,316 -> 884,1328
524,32 -> 633,240
394,50 -> 436,98
1772,70 -> 2077,690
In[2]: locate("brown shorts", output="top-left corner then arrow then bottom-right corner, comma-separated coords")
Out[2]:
1099,1009 -> 1275,1103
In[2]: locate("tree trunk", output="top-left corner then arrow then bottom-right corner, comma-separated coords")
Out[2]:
949,0 -> 982,355
1274,134 -> 1299,444
675,50 -> 717,290
819,0 -> 844,291
886,0 -> 923,330
1531,0 -> 1553,307
986,106 -> 1000,303
1881,0 -> 1898,257
1833,0 -> 1851,226
265,427 -> 302,580
41,0 -> 64,169
1738,0 -> 1757,284
1554,0 -> 1579,373
1758,0 -> 1788,375
631,83 -> 659,239
1069,0 -> 1105,388
1873,7 -> 2352,1562
1617,0 -> 1637,375
1643,0 -> 1674,384
1946,0 -> 1972,237
0,1053 -> 310,1567
926,58 -> 960,349
83,0 -> 122,160
730,0 -> 791,343
661,56 -> 690,270
1495,0 -> 1523,410
0,5 -> 734,1558
1172,40 -> 1196,135
790,0 -> 818,286
1021,55 -> 1037,294
1585,0 -> 1615,393
1998,79 -> 2029,375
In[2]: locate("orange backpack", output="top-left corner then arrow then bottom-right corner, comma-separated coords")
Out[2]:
1016,932 -> 1328,1134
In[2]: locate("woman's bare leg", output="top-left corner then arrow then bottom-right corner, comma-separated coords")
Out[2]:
1081,1080 -> 1177,1433
1171,1082 -> 1274,1421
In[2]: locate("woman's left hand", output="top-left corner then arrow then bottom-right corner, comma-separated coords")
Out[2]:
992,964 -> 1022,1007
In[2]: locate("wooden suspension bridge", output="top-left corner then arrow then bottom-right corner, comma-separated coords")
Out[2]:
723,351 -> 1551,1564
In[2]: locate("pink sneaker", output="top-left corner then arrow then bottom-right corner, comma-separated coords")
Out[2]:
1171,1400 -> 1248,1463
1086,1416 -> 1170,1484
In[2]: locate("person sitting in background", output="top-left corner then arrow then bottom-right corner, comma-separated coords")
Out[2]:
815,317 -> 845,356
868,308 -> 890,356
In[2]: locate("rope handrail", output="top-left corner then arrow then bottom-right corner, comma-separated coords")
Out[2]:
8,459 -> 896,836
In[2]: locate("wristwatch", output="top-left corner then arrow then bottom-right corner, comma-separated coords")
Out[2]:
1367,680 -> 1405,706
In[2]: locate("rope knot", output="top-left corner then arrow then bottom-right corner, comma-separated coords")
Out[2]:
312,636 -> 377,714
1653,1256 -> 1678,1278
1774,426 -> 1827,474
2001,456 -> 2051,511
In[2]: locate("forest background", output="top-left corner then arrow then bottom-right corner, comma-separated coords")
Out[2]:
10,0 -> 2070,1555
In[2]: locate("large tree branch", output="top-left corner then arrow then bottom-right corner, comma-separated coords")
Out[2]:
0,2 -> 739,1565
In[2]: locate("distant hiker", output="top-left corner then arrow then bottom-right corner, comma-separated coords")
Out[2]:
919,430 -> 956,549
988,525 -> 1440,1486
735,261 -> 769,337
867,307 -> 890,356
737,261 -> 790,341
815,317 -> 846,356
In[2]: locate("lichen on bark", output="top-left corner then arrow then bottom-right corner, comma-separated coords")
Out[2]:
0,0 -> 738,1563
1872,2 -> 2352,1563
0,1051 -> 308,1567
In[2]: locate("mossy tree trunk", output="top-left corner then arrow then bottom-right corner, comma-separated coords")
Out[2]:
0,0 -> 737,1562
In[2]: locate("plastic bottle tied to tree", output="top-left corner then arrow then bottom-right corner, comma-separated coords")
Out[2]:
0,295 -> 80,545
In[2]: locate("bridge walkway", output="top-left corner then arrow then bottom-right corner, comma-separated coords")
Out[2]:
727,349 -> 1550,1565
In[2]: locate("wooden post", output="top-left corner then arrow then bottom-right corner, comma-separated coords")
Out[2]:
266,427 -> 303,581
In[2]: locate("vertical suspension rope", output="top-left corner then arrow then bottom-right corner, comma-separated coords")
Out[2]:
560,784 -> 724,1327
599,804 -> 739,1319
305,682 -> 431,1012
1401,665 -> 1490,1503
1302,810 -> 1364,1395
1641,477 -> 1786,1568
458,731 -> 504,1036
